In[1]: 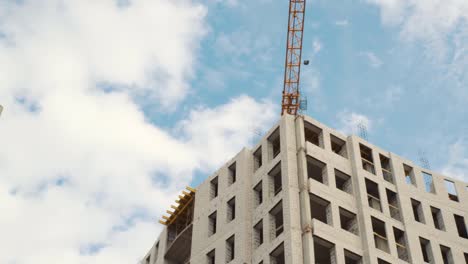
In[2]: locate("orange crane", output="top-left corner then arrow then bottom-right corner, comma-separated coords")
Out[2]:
281,0 -> 306,116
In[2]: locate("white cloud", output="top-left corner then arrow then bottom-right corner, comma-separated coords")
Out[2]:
312,38 -> 322,54
367,0 -> 468,61
359,51 -> 383,68
337,111 -> 373,136
441,139 -> 468,182
0,1 -> 277,263
335,20 -> 349,26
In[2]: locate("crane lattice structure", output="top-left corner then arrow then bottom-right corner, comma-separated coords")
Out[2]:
281,0 -> 306,116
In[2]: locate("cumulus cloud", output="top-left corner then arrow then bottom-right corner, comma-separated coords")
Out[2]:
359,51 -> 383,68
337,111 -> 372,136
441,139 -> 468,182
335,20 -> 349,26
0,1 -> 277,263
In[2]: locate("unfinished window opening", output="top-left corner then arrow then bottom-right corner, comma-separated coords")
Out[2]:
422,172 -> 435,193
304,121 -> 323,148
253,220 -> 264,248
335,169 -> 352,194
270,243 -> 285,264
454,214 -> 468,239
307,156 -> 327,184
440,245 -> 453,264
464,252 -> 468,263
208,211 -> 217,236
254,181 -> 263,207
366,179 -> 381,212
386,189 -> 400,221
371,217 -> 389,253
444,180 -> 459,202
377,259 -> 391,264
210,177 -> 218,200
313,236 -> 336,264
207,249 -> 215,264
228,163 -> 236,185
430,206 -> 444,230
268,128 -> 281,160
411,199 -> 425,223
227,197 -> 236,222
339,207 -> 358,235
393,227 -> 408,262
419,237 -> 434,263
254,146 -> 263,171
225,235 -> 235,262
330,134 -> 348,158
310,194 -> 332,225
154,242 -> 159,262
360,144 -> 375,174
344,249 -> 362,264
270,201 -> 284,239
145,254 -> 151,264
403,164 -> 416,185
379,154 -> 393,183
269,162 -> 282,196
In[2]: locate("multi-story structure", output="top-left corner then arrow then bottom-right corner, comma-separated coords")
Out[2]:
142,115 -> 468,264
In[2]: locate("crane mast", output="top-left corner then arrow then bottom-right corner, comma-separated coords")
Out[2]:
281,0 -> 306,116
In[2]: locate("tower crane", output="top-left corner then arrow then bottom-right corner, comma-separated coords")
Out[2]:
281,0 -> 306,116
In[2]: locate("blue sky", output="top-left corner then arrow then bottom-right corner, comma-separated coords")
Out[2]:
0,0 -> 467,263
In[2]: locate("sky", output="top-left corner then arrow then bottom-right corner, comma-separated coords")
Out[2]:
0,0 -> 467,263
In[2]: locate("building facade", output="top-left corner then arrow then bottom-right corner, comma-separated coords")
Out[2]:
142,115 -> 468,264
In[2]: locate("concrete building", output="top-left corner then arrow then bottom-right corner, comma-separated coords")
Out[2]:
142,115 -> 468,264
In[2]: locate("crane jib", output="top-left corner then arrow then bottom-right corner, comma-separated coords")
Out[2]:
281,0 -> 306,116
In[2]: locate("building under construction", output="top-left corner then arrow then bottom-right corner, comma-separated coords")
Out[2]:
142,114 -> 468,264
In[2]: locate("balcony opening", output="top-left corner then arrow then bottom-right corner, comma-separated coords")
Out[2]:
208,211 -> 217,236
254,146 -> 263,171
253,219 -> 263,248
304,121 -> 323,148
430,206 -> 444,230
377,259 -> 391,264
227,197 -> 236,222
366,179 -> 381,212
270,242 -> 285,264
464,253 -> 468,263
268,128 -> 281,160
310,194 -> 332,225
335,169 -> 352,194
206,249 -> 215,264
344,249 -> 362,264
411,198 -> 425,223
360,144 -> 375,174
379,154 -> 393,183
307,156 -> 327,184
403,164 -> 416,185
339,207 -> 358,235
210,177 -> 218,200
228,163 -> 236,185
225,235 -> 235,263
270,201 -> 284,239
371,217 -> 389,253
393,227 -> 408,262
254,181 -> 263,207
386,189 -> 400,221
313,236 -> 336,264
440,245 -> 453,264
422,172 -> 435,193
269,162 -> 282,196
419,237 -> 434,263
454,214 -> 468,239
444,180 -> 459,202
330,134 -> 348,158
